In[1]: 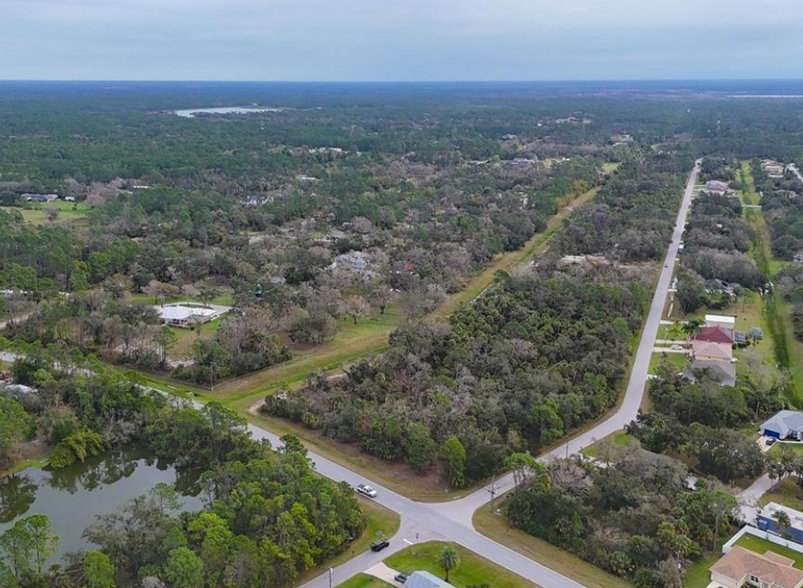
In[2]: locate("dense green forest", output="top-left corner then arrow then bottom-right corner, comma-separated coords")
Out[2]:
5,82 -> 803,588
0,353 -> 365,588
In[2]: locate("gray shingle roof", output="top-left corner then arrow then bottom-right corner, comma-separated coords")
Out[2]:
761,410 -> 803,437
404,571 -> 456,588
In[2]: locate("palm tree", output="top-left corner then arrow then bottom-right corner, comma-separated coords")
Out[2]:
682,318 -> 705,338
438,546 -> 460,583
775,510 -> 792,538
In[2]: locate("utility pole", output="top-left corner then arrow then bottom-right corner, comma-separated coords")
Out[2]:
487,477 -> 497,514
329,568 -> 334,588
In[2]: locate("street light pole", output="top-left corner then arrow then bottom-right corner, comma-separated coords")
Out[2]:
487,478 -> 496,514
329,567 -> 334,588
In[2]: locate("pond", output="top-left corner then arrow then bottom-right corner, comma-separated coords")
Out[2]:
0,447 -> 204,561
174,106 -> 283,118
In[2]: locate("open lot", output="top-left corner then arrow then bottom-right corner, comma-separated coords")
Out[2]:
13,200 -> 91,226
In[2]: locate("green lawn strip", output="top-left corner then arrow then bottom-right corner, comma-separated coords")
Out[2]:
385,540 -> 541,588
293,499 -> 400,587
758,478 -> 803,511
649,351 -> 688,375
734,535 -> 803,569
738,161 -> 803,403
471,505 -> 630,588
14,201 -> 91,226
335,574 -> 394,588
127,291 -> 234,306
684,554 -> 720,588
581,430 -> 636,458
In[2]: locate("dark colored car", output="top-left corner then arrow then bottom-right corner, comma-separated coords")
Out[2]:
394,573 -> 408,584
766,437 -> 777,446
371,539 -> 390,552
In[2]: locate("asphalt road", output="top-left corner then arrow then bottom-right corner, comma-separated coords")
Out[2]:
297,159 -> 703,588
0,161 -> 704,588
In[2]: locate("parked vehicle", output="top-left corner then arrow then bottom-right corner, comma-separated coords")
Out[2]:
766,437 -> 777,446
394,573 -> 408,583
670,344 -> 683,351
371,539 -> 390,552
357,484 -> 377,498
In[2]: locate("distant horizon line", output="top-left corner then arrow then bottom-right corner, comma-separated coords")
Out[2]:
2,78 -> 803,84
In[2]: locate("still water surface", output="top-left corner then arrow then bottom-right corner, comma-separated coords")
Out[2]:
0,447 -> 203,560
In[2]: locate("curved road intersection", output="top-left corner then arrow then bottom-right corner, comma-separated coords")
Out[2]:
0,161 -> 702,588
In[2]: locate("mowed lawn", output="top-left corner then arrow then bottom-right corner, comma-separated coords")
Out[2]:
336,575 -> 394,588
735,535 -> 803,569
385,541 -> 541,588
16,200 -> 91,226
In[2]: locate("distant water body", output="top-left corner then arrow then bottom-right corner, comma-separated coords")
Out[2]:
0,446 -> 203,563
174,106 -> 283,117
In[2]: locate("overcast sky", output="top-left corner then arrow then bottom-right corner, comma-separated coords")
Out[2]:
2,0 -> 802,81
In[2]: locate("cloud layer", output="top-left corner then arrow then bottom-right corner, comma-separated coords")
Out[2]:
1,0 -> 801,80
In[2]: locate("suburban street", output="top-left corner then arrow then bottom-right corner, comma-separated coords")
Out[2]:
294,159 -> 704,588
0,161 -> 704,588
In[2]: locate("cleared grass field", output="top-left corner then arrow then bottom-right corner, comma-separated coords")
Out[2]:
385,541 -> 541,588
15,200 -> 91,226
738,162 -> 803,402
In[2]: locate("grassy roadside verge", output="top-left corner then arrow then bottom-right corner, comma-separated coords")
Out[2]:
385,540 -> 541,588
472,504 -> 632,588
738,162 -> 803,402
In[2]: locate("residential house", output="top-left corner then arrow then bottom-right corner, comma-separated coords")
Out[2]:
706,180 -> 730,194
758,503 -> 803,544
693,325 -> 735,345
404,571 -> 457,588
22,193 -> 59,203
241,194 -> 269,207
154,303 -> 229,328
691,340 -> 733,362
331,251 -> 371,272
706,279 -> 741,296
709,546 -> 803,588
682,359 -> 737,387
760,410 -> 803,441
